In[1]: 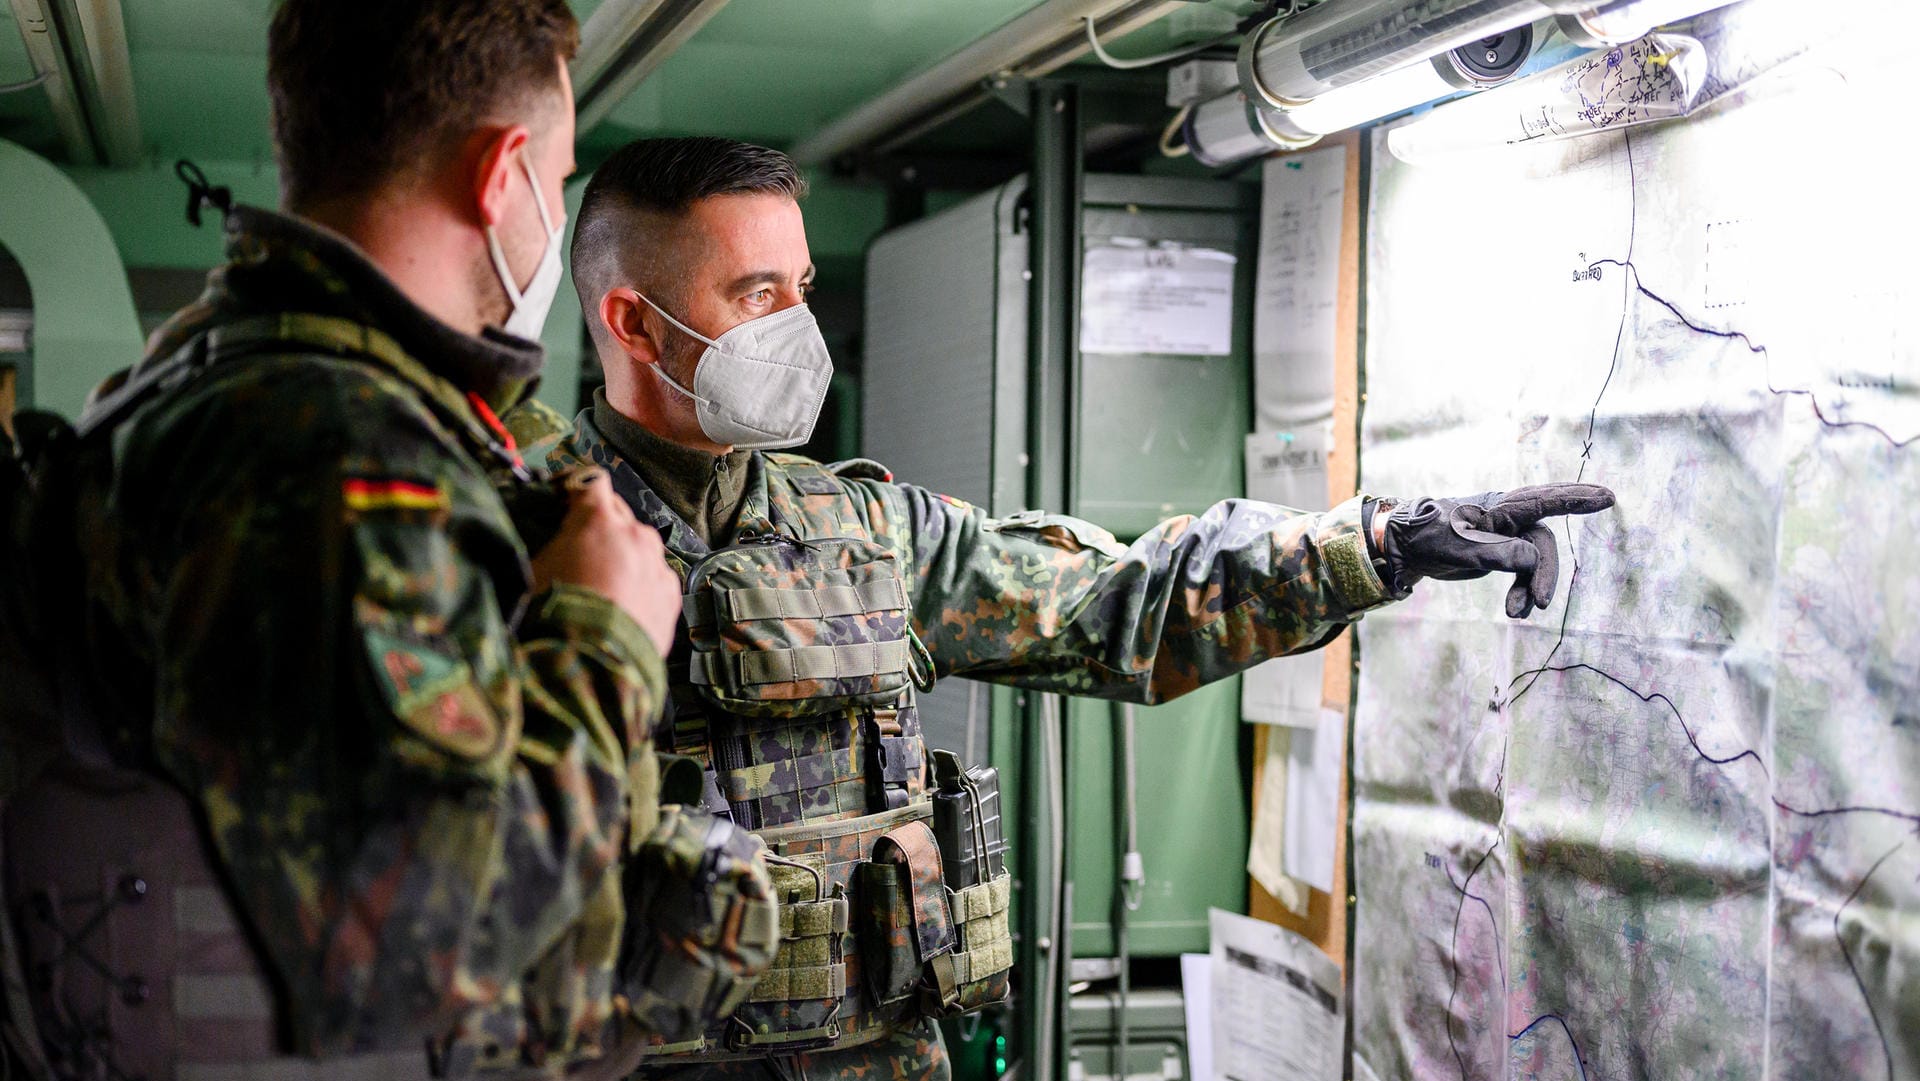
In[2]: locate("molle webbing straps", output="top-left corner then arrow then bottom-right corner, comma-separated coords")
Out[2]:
684,578 -> 910,630
744,897 -> 849,1003
726,855 -> 847,1052
929,875 -> 1015,1004
690,640 -> 913,690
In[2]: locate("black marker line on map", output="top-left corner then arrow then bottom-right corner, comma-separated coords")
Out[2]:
1536,663 -> 1769,774
1447,134 -> 1641,1081
1445,862 -> 1507,996
1772,800 -> 1920,828
1499,130 -> 1640,712
1508,1012 -> 1592,1081
1448,838 -> 1504,1081
1833,840 -> 1906,1081
1584,258 -> 1918,449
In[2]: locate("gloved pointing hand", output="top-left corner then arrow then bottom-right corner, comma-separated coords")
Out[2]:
1369,484 -> 1615,619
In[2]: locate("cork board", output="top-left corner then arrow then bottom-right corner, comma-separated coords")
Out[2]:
1247,128 -> 1362,969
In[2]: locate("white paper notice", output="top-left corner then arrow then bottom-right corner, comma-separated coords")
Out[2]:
1247,728 -> 1311,916
1209,909 -> 1342,1081
1080,240 -> 1237,356
1181,953 -> 1218,1081
1283,707 -> 1344,894
1241,427 -> 1331,729
1254,147 -> 1347,429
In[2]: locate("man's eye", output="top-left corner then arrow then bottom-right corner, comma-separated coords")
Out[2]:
801,282 -> 816,297
747,289 -> 772,305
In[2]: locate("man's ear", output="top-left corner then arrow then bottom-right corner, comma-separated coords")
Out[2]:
600,287 -> 663,366
473,125 -> 531,228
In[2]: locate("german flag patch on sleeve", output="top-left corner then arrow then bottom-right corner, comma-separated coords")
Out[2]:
342,477 -> 450,515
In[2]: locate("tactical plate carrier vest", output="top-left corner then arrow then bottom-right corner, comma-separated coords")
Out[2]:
646,459 -> 1014,1061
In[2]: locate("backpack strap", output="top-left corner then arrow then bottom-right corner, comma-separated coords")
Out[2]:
73,312 -> 400,440
80,312 -> 523,479
0,808 -> 56,1081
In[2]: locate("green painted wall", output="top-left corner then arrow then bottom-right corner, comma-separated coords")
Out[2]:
541,178 -> 590,417
0,139 -> 142,419
66,159 -> 279,270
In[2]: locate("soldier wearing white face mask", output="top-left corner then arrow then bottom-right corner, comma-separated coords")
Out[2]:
528,136 -> 1611,1081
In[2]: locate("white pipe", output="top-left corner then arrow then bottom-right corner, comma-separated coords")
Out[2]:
790,0 -> 1186,167
66,0 -> 139,166
572,0 -> 732,133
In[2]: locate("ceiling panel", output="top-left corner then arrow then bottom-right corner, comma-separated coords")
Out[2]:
581,0 -> 1040,156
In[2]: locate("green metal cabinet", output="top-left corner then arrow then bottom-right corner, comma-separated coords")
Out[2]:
864,172 -> 1259,964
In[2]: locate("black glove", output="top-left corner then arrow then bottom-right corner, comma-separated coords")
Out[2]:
1372,484 -> 1615,619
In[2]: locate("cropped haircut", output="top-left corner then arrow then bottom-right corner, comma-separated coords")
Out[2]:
571,137 -> 808,303
268,0 -> 578,209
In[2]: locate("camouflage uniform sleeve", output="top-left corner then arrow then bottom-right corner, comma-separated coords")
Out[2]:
128,359 -> 664,1058
870,483 -> 1393,704
501,395 -> 576,466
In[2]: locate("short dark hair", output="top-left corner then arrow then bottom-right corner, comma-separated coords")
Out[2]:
268,0 -> 579,209
571,137 -> 808,302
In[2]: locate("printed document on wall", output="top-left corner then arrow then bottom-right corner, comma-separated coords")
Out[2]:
1283,706 -> 1343,894
1209,909 -> 1341,1081
1254,146 -> 1346,428
1080,241 -> 1236,356
1248,728 -> 1312,915
1242,427 -> 1332,728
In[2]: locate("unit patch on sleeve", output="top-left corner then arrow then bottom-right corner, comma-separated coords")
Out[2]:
361,625 -> 502,760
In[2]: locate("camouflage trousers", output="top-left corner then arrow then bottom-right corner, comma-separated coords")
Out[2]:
635,1022 -> 948,1081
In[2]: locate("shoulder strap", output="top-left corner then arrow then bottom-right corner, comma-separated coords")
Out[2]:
82,312 -> 522,479
767,457 -> 867,539
76,313 -> 408,440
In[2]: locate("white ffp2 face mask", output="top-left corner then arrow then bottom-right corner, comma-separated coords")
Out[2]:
485,153 -> 565,342
637,294 -> 835,450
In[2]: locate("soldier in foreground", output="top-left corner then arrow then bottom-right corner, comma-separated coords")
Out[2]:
0,3 -> 760,1077
534,136 -> 1616,1080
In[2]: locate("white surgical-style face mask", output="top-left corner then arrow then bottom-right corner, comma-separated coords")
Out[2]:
637,293 -> 834,450
485,153 -> 565,342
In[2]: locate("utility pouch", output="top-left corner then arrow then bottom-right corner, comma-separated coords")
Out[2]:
619,807 -> 780,1046
726,853 -> 849,1053
684,533 -> 933,719
926,752 -> 1015,1015
858,818 -> 1013,1018
859,821 -> 954,1007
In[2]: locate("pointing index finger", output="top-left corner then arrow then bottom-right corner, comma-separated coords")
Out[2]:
1491,483 -> 1616,530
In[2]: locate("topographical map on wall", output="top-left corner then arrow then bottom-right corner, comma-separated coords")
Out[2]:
1352,4 -> 1920,1079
